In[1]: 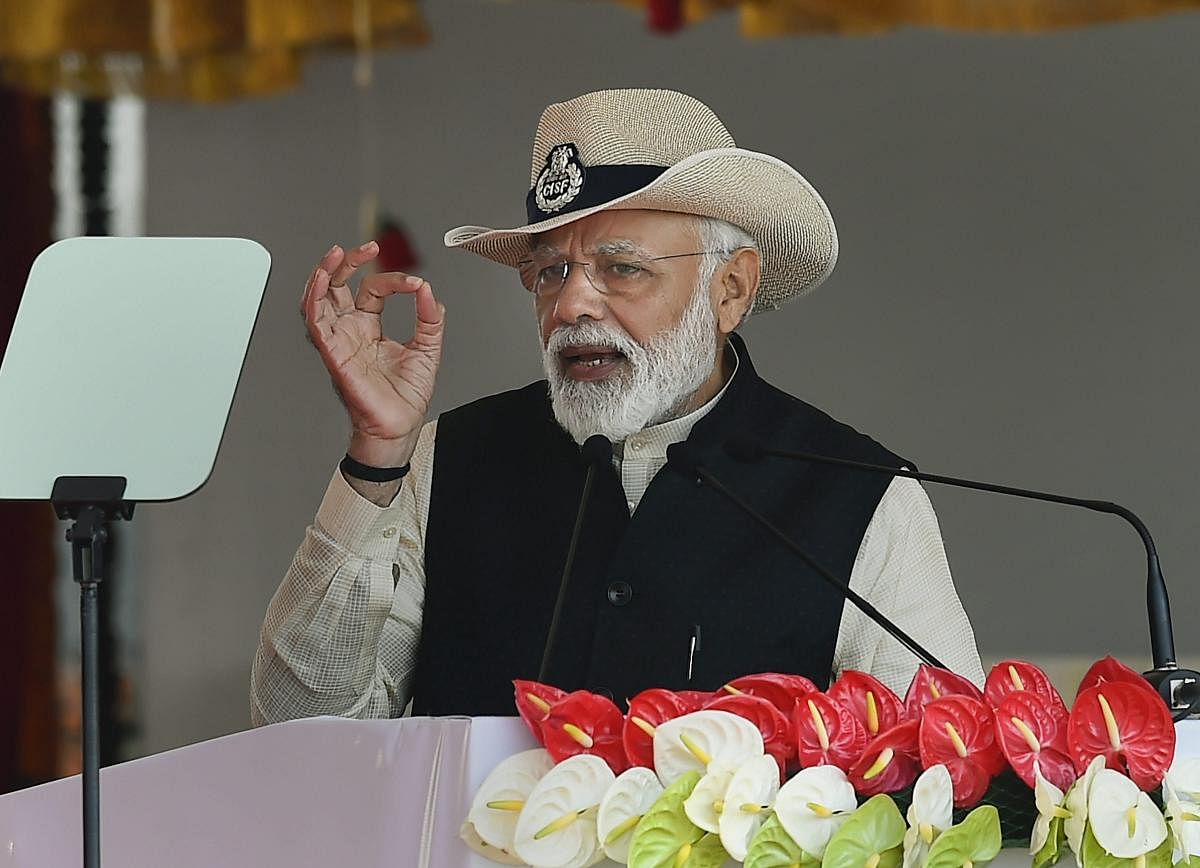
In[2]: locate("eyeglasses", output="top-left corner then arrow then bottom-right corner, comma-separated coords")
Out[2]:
517,250 -> 731,298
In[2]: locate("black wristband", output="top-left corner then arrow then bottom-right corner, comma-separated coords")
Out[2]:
340,453 -> 411,483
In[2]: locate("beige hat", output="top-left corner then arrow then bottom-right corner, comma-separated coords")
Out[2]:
443,88 -> 838,313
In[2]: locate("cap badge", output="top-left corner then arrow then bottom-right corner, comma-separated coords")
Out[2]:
534,144 -> 585,214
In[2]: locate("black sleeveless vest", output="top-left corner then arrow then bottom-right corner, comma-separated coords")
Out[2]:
411,334 -> 906,716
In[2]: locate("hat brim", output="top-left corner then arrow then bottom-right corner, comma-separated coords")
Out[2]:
443,148 -> 838,313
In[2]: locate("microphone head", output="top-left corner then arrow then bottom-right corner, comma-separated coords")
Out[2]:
724,436 -> 763,463
665,442 -> 703,479
581,434 -> 613,465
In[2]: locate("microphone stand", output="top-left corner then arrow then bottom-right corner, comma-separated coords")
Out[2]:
727,438 -> 1200,719
666,444 -> 948,671
538,435 -> 612,682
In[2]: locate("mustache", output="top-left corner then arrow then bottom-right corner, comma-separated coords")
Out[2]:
546,321 -> 641,360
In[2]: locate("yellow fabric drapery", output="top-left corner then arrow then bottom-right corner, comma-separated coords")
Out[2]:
625,0 -> 1200,35
0,0 -> 427,102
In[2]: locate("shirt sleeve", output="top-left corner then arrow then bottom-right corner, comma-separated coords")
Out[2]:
249,420 -> 436,725
833,477 -> 985,696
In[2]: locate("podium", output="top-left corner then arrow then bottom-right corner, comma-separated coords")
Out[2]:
0,717 -> 532,867
5,716 -> 1196,867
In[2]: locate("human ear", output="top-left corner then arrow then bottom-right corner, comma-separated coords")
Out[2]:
714,247 -> 760,334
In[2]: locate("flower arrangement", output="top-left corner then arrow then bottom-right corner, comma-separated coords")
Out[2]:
462,657 -> 1198,868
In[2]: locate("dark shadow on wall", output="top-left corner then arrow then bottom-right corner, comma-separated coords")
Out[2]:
0,86 -> 58,794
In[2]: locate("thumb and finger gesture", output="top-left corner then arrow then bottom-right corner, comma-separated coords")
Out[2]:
301,241 -> 445,445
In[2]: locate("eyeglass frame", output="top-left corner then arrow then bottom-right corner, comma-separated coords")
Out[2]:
516,249 -> 736,297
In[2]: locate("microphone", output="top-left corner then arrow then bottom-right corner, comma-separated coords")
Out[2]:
664,441 -> 949,672
538,434 -> 613,682
725,436 -> 1200,719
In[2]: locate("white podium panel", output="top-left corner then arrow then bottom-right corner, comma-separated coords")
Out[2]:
0,716 -> 473,868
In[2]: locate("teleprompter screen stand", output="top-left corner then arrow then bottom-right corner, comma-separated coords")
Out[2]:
51,477 -> 133,868
0,237 -> 272,868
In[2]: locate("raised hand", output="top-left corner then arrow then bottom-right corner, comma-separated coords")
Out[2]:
301,241 -> 445,469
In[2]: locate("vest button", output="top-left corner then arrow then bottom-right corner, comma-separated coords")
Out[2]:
606,581 -> 633,607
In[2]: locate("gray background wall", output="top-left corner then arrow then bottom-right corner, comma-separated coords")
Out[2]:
135,0 -> 1200,755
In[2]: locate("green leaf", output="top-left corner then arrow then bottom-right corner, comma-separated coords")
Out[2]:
687,832 -> 730,867
1033,816 -> 1067,868
629,771 -> 704,868
1081,824 -> 1173,868
745,815 -> 819,868
823,794 -> 907,868
926,805 -> 1003,868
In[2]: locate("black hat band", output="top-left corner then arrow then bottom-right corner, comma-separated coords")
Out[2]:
526,162 -> 668,225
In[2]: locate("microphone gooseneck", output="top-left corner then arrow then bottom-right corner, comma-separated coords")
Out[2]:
665,442 -> 949,672
538,434 -> 613,682
726,436 -> 1198,718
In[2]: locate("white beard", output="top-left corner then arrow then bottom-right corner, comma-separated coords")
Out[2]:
542,282 -> 721,445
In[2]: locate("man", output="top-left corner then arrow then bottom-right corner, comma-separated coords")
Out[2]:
251,88 -> 982,725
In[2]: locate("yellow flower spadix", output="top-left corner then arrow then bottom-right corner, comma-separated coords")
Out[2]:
862,748 -> 894,781
944,722 -> 969,758
808,700 -> 831,752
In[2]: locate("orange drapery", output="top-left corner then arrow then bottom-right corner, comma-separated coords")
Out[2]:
0,0 -> 426,102
626,0 -> 1200,35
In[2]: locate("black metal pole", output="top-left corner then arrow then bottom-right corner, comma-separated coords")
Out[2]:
80,582 -> 101,868
689,462 -> 948,671
65,502 -> 111,868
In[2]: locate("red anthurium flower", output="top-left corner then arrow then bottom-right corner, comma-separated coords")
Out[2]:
994,691 -> 1075,792
848,720 -> 921,796
623,688 -> 692,769
794,692 -> 867,771
984,660 -> 1065,712
705,693 -> 796,776
675,690 -> 715,712
904,665 -> 985,721
1075,656 -> 1161,702
722,672 -> 818,719
1067,681 -> 1175,791
828,670 -> 904,739
588,735 -> 632,775
919,695 -> 1005,808
513,679 -> 567,743
541,691 -> 629,773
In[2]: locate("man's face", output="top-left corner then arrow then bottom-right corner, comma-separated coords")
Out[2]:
533,209 -> 708,357
531,209 -> 726,444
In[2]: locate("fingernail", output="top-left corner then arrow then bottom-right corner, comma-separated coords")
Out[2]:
326,245 -> 339,256
406,275 -> 423,287
360,241 -> 376,252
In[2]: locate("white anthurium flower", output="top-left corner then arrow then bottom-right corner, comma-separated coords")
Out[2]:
684,763 -> 738,834
1164,758 -> 1200,865
903,764 -> 955,868
460,821 -> 526,865
464,748 -> 556,856
1164,790 -> 1200,865
653,710 -> 764,787
719,755 -> 782,862
774,764 -> 858,859
1088,767 -> 1168,860
1031,767 -> 1071,855
1065,755 -> 1108,866
1167,759 -> 1200,803
596,766 -> 664,865
513,754 -> 615,868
